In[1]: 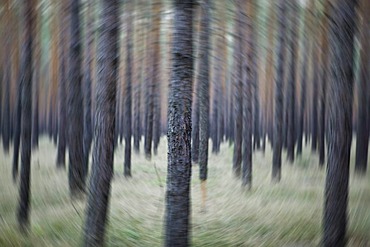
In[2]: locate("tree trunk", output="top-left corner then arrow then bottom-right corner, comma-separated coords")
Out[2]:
355,0 -> 370,174
232,0 -> 243,178
17,0 -> 35,231
68,0 -> 85,198
82,0 -> 95,178
242,0 -> 254,189
56,0 -> 68,169
83,0 -> 120,245
124,0 -> 133,177
323,0 -> 357,246
318,0 -> 330,167
198,0 -> 210,195
286,0 -> 298,163
165,1 -> 193,245
272,0 -> 287,182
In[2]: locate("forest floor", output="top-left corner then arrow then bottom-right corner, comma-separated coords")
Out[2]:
0,137 -> 369,247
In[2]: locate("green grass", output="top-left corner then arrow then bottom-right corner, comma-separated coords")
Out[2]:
0,137 -> 369,246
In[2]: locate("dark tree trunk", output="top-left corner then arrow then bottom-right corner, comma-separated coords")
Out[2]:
31,8 -> 41,150
68,0 -> 85,198
133,82 -> 141,153
2,63 -> 11,152
165,1 -> 193,245
152,1 -> 162,156
82,0 -> 95,178
56,1 -> 68,169
296,11 -> 309,156
232,1 -> 243,178
311,52 -> 319,152
124,0 -> 133,177
83,0 -> 120,245
272,0 -> 287,182
355,0 -> 370,174
191,79 -> 200,163
286,1 -> 298,163
323,0 -> 357,246
17,0 -> 34,231
318,1 -> 329,167
199,0 -> 210,182
242,0 -> 254,189
12,75 -> 22,182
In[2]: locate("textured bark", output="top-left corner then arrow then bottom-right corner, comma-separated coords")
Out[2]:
124,0 -> 133,177
286,1 -> 298,163
323,0 -> 357,246
83,0 -> 119,245
272,0 -> 287,182
165,1 -> 193,245
198,0 -> 210,182
232,1 -> 243,178
355,0 -> 370,174
56,0 -> 68,169
82,0 -> 95,177
2,61 -> 11,152
68,0 -> 85,197
242,0 -> 254,189
17,0 -> 34,231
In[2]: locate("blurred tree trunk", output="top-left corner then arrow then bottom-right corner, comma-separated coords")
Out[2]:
82,0 -> 95,177
323,0 -> 357,246
232,0 -> 243,178
272,0 -> 287,182
83,0 -> 120,245
242,0 -> 254,189
31,2 -> 41,150
124,0 -> 133,177
152,0 -> 162,155
165,1 -> 193,245
68,0 -> 85,198
56,0 -> 67,168
297,0 -> 312,156
198,0 -> 210,210
286,0 -> 298,163
318,0 -> 330,167
17,0 -> 35,231
355,0 -> 370,174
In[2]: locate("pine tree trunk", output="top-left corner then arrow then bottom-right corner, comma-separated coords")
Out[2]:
272,0 -> 287,182
323,0 -> 357,245
17,0 -> 35,231
286,1 -> 298,163
165,1 -> 193,245
83,0 -> 120,245
355,0 -> 370,174
68,0 -> 85,198
124,0 -> 133,177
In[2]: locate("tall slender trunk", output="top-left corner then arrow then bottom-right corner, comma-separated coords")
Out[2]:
56,0 -> 68,168
82,0 -> 95,177
165,1 -> 193,245
124,0 -> 133,177
232,0 -> 243,177
83,0 -> 120,245
272,0 -> 287,182
323,0 -> 357,246
17,0 -> 34,231
286,1 -> 298,163
355,0 -> 370,174
242,0 -> 254,189
68,0 -> 85,198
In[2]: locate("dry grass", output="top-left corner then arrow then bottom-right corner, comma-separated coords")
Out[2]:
0,137 -> 369,246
